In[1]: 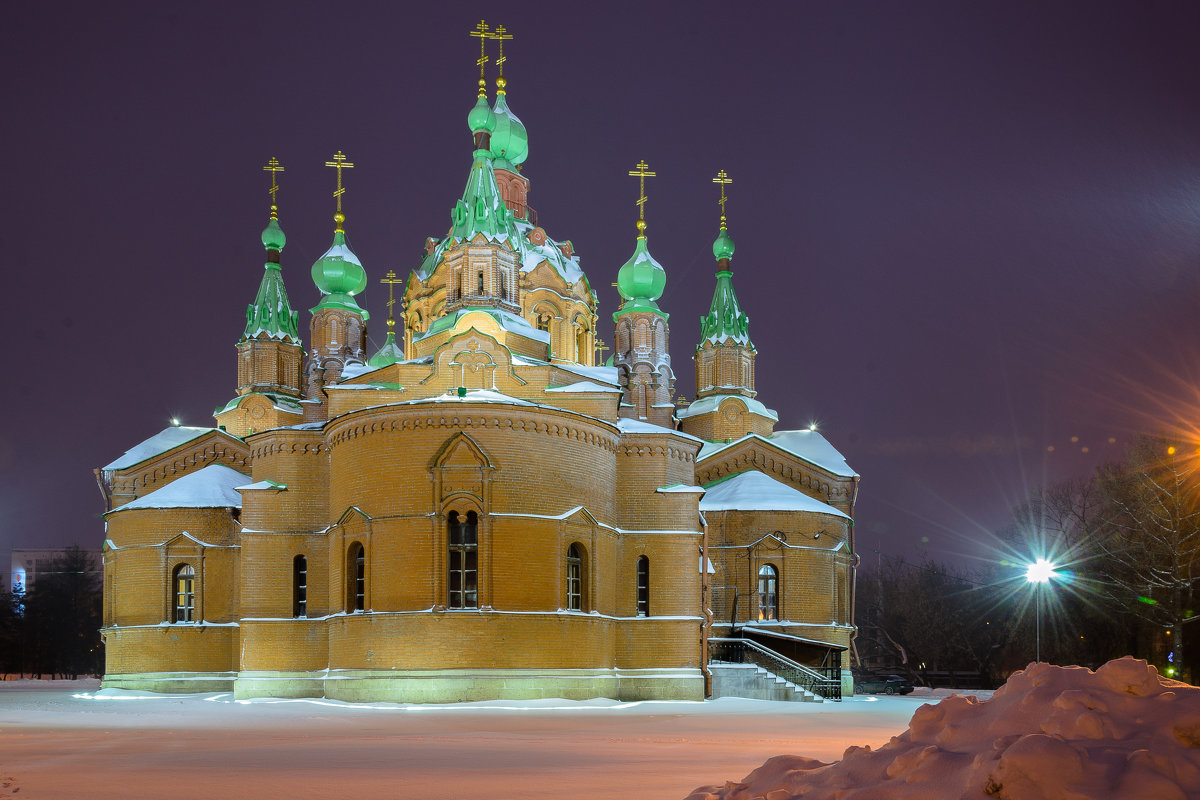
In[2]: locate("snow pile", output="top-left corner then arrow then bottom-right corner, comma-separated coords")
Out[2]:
685,658 -> 1200,800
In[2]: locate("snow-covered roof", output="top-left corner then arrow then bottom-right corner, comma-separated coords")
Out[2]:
617,417 -> 704,443
509,356 -> 621,388
699,471 -> 850,519
417,307 -> 551,345
114,465 -> 250,512
545,381 -> 622,393
236,480 -> 286,491
514,220 -> 587,289
676,394 -> 779,422
657,484 -> 706,493
698,430 -> 858,478
103,427 -> 230,471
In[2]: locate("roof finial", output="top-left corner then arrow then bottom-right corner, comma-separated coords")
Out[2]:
380,269 -> 403,333
263,157 -> 285,220
629,160 -> 656,239
324,150 -> 355,233
469,19 -> 491,98
713,169 -> 732,231
490,24 -> 513,93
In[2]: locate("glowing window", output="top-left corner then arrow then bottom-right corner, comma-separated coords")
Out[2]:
757,564 -> 778,621
173,564 -> 195,623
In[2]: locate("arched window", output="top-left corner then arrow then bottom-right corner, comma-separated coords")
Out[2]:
293,555 -> 308,618
633,561 -> 652,618
347,543 -> 365,612
636,556 -> 650,617
173,564 -> 195,622
448,511 -> 478,608
567,543 -> 584,611
757,564 -> 778,621
575,323 -> 588,364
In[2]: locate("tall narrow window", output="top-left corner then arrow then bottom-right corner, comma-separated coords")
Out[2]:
293,555 -> 308,618
348,543 -> 365,612
636,556 -> 650,617
448,511 -> 478,608
757,564 -> 778,621
173,564 -> 195,622
499,272 -> 507,300
477,270 -> 485,295
567,544 -> 583,611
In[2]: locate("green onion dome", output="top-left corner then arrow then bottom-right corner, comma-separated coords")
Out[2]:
615,220 -> 666,317
311,216 -> 367,310
468,94 -> 496,135
713,226 -> 735,261
489,79 -> 528,168
261,216 -> 286,252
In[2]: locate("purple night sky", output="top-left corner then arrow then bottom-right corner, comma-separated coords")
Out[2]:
6,2 -> 1200,567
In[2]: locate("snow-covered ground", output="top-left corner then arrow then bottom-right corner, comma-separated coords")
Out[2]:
0,681 -> 944,799
687,658 -> 1200,800
5,661 -> 1188,799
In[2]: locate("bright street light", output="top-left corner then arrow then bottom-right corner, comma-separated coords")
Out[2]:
1025,558 -> 1058,662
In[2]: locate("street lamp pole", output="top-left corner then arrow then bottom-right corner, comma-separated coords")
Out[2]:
1025,558 -> 1056,664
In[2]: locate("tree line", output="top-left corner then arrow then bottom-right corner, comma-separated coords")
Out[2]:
855,434 -> 1198,686
0,546 -> 103,679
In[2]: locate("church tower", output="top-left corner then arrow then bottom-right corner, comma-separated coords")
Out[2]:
613,161 -> 675,428
237,159 -> 302,398
214,159 -> 305,437
306,151 -> 369,400
679,171 -> 777,441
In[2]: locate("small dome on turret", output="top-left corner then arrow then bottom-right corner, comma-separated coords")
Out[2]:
468,92 -> 496,135
311,218 -> 367,302
489,79 -> 528,168
713,226 -> 735,262
616,220 -> 666,305
261,215 -> 286,252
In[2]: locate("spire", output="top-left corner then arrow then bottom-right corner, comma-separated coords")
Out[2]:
243,157 -> 299,342
368,270 -> 405,368
311,151 -> 368,315
700,170 -> 750,346
614,160 -> 667,320
450,140 -> 519,244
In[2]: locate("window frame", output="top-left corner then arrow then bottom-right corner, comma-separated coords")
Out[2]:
636,556 -> 650,617
347,543 -> 365,612
757,563 -> 778,621
567,543 -> 583,612
448,510 -> 479,609
293,554 -> 308,618
173,563 -> 195,623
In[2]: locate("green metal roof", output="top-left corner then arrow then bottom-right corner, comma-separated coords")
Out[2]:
367,331 -> 405,368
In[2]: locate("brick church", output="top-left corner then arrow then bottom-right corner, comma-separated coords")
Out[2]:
95,30 -> 859,702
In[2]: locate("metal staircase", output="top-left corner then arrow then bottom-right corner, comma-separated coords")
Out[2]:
709,636 -> 842,701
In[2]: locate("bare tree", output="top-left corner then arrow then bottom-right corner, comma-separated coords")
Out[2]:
1092,435 -> 1200,681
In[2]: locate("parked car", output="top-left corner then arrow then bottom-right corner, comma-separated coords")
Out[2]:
853,672 -> 915,695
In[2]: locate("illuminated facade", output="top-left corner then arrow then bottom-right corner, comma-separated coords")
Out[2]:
95,30 -> 858,701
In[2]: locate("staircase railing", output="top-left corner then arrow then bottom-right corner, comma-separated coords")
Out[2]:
709,636 -> 842,701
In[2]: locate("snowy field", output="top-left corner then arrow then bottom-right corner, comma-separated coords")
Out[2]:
8,662 -> 1191,800
0,681 -> 952,799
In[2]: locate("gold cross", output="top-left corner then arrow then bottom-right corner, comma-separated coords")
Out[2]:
490,24 -> 512,78
380,269 -> 403,331
713,169 -> 732,227
594,337 -> 609,362
469,19 -> 490,95
324,151 -> 355,229
262,157 -> 284,219
628,160 -> 656,226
